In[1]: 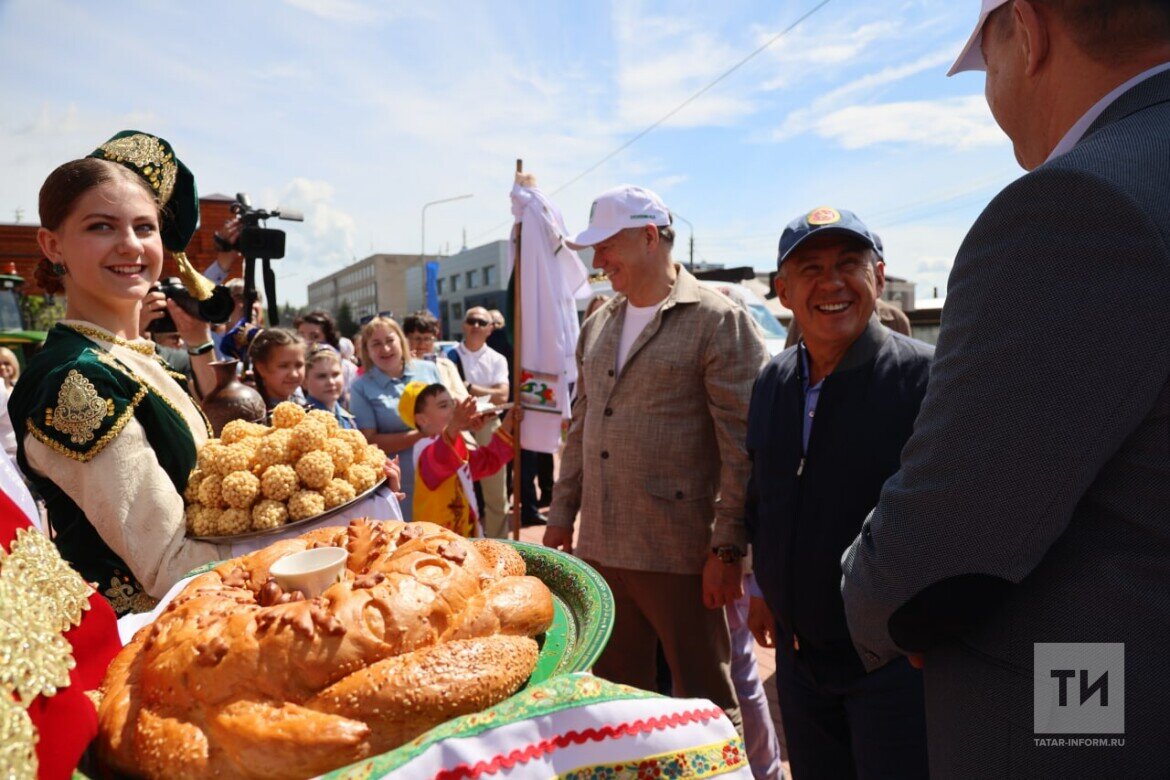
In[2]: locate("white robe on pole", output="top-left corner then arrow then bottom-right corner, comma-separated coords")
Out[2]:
509,184 -> 591,454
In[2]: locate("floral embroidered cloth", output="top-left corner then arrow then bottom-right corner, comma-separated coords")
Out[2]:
324,673 -> 750,780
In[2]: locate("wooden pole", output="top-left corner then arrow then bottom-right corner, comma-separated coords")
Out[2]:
510,159 -> 523,541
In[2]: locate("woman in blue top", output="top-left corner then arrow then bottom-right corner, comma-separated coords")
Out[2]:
349,316 -> 440,520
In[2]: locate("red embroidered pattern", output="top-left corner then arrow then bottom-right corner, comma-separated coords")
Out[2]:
434,706 -> 728,780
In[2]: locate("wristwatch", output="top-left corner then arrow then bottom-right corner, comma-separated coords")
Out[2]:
712,545 -> 745,564
187,340 -> 215,356
213,233 -> 236,252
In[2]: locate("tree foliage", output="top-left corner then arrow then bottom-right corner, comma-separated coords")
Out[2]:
20,294 -> 67,332
336,300 -> 358,339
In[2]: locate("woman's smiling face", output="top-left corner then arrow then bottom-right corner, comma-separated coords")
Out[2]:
365,325 -> 405,377
42,179 -> 163,306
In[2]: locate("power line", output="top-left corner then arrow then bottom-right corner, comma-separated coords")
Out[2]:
470,0 -> 834,242
549,0 -> 834,197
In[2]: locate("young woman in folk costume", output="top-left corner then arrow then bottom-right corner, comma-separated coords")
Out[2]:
8,132 -> 232,616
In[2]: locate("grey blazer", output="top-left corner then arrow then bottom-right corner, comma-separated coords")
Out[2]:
841,69 -> 1170,777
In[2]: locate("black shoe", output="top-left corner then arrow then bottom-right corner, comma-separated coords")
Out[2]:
520,512 -> 548,527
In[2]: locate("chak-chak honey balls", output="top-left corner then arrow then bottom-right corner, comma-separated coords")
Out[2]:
184,408 -> 387,538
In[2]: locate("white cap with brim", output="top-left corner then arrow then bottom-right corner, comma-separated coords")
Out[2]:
948,0 -> 1011,76
567,184 -> 672,249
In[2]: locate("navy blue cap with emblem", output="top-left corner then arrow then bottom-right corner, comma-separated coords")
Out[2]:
777,206 -> 880,268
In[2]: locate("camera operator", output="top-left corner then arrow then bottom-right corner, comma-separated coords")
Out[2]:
139,291 -> 218,399
205,216 -> 243,285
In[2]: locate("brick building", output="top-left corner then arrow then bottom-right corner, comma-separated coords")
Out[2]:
0,193 -> 241,294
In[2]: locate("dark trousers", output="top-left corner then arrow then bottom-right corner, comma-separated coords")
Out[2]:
775,651 -> 928,780
519,449 -> 553,520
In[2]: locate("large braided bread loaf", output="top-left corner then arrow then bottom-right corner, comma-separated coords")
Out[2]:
97,519 -> 554,778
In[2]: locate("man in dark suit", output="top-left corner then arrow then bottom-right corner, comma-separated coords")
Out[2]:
841,1 -> 1170,776
747,208 -> 933,779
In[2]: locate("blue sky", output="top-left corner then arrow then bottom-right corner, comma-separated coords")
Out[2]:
0,0 -> 1020,305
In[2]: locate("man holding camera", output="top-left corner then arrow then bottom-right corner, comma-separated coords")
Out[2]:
139,285 -> 220,399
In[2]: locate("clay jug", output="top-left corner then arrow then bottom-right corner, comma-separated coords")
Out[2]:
201,360 -> 266,435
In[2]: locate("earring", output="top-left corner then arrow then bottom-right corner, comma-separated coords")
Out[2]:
51,262 -> 67,277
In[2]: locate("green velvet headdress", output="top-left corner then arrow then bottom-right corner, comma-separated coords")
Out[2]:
88,130 -> 219,303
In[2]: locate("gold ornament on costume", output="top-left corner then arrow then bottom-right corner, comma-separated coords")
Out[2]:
0,579 -> 75,704
47,370 -> 111,445
0,529 -> 95,779
64,322 -> 157,356
1,529 -> 93,632
103,574 -> 158,615
0,694 -> 37,780
97,133 -> 177,205
174,251 -> 216,302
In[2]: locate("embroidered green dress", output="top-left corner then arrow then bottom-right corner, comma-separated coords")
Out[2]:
10,322 -> 226,615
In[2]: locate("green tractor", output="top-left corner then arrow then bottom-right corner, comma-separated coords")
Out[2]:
0,269 -> 48,368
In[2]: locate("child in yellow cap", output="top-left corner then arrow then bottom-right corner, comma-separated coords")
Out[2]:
398,382 -> 519,537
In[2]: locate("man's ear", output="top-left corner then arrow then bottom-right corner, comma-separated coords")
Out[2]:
645,224 -> 661,253
874,260 -> 886,298
1015,0 -> 1050,77
775,269 -> 790,309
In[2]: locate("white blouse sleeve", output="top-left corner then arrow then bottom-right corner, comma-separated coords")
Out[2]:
25,418 -> 230,598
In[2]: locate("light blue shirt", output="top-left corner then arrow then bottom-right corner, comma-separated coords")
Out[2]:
798,344 -> 823,454
349,361 -> 441,521
1047,61 -> 1170,162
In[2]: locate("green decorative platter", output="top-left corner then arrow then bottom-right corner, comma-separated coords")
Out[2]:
504,539 -> 613,684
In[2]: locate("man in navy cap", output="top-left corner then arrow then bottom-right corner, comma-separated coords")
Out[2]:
745,207 -> 933,779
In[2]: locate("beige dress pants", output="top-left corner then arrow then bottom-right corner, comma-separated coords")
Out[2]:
474,415 -> 508,538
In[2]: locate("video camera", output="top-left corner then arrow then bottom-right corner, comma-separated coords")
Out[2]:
231,193 -> 303,326
231,193 -> 302,260
146,276 -> 235,334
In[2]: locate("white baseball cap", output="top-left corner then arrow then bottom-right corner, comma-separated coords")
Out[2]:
948,0 -> 1011,76
567,184 -> 672,249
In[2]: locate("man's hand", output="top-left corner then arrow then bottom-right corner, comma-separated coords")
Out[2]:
543,525 -> 573,553
167,299 -> 213,348
139,289 -> 167,338
747,596 -> 777,648
702,552 -> 745,609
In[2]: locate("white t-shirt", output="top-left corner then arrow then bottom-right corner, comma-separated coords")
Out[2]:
617,299 -> 666,374
455,342 -> 508,387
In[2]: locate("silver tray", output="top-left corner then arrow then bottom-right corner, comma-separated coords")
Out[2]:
189,478 -> 387,542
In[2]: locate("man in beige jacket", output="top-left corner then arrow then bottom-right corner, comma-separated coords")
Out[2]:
544,185 -> 768,732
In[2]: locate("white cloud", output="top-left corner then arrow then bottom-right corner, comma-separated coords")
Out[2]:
650,174 -> 689,192
774,47 -> 959,140
281,0 -> 385,24
275,178 -> 357,277
915,256 -> 953,273
611,9 -> 758,128
761,20 -> 904,88
807,96 -> 1002,150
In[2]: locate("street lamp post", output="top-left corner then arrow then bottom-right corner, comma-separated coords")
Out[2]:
421,194 -> 474,264
671,211 -> 695,273
421,194 -> 474,313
